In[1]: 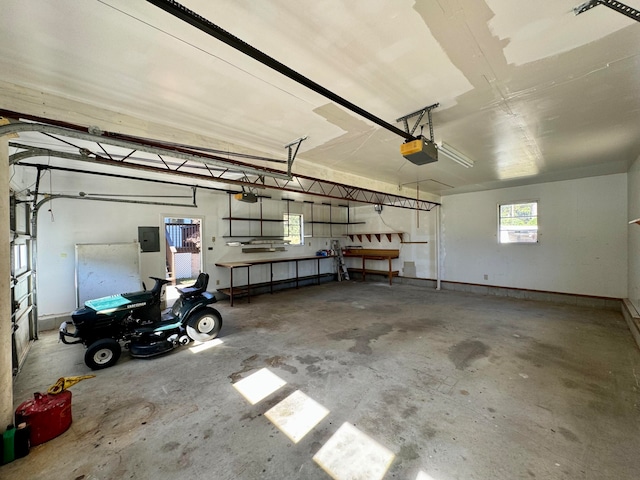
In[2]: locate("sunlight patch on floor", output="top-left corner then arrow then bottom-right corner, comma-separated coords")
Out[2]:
313,422 -> 395,480
232,368 -> 287,405
189,338 -> 223,353
416,471 -> 438,480
265,390 -> 330,443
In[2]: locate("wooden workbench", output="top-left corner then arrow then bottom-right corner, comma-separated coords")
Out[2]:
215,255 -> 336,306
343,249 -> 400,285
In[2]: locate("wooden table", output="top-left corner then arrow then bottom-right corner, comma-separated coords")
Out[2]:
343,249 -> 400,285
215,255 -> 335,306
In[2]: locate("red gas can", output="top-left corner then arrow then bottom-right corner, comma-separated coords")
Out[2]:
14,391 -> 72,446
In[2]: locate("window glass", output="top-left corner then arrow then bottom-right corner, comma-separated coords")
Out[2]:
284,213 -> 303,246
499,202 -> 538,244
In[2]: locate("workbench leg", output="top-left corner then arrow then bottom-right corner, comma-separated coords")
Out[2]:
362,257 -> 366,282
295,260 -> 299,289
230,268 -> 235,307
317,258 -> 321,285
270,263 -> 273,295
388,258 -> 392,285
247,266 -> 251,304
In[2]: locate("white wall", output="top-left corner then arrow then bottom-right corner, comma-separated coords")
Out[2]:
441,174 -> 628,298
31,169 -> 344,316
628,155 -> 640,310
348,205 -> 438,279
16,163 -> 633,317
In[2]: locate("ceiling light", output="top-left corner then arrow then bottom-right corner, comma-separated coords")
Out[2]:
437,142 -> 474,168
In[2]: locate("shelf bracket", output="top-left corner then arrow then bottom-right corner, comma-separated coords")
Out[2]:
284,136 -> 308,178
574,0 -> 640,22
396,103 -> 439,141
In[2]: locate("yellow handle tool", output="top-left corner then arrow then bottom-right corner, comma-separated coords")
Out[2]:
47,375 -> 96,395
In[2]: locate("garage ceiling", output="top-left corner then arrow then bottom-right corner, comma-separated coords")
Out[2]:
1,0 -> 639,197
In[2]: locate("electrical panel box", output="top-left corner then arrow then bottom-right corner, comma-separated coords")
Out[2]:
138,226 -> 160,252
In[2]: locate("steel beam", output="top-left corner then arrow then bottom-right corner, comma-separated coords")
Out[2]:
4,110 -> 440,211
12,145 -> 440,211
0,120 -> 290,180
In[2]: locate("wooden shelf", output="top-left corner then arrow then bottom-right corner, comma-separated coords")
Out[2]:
217,273 -> 335,300
347,232 -> 405,242
308,221 -> 365,225
342,248 -> 400,285
216,256 -> 337,306
242,246 -> 287,253
224,195 -> 289,238
222,217 -> 285,223
223,236 -> 287,240
348,268 -> 400,277
304,235 -> 346,238
224,237 -> 291,249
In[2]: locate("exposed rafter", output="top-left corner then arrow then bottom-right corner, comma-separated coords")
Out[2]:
0,119 -> 290,181
3,110 -> 439,211
10,143 -> 440,211
574,0 -> 640,21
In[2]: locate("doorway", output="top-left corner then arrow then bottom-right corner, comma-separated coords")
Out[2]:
163,216 -> 203,289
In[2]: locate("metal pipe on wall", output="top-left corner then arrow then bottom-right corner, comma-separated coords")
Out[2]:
436,204 -> 442,290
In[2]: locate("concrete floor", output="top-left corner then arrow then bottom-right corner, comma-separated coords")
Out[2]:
3,281 -> 640,480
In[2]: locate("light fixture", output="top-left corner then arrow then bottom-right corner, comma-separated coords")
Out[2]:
437,142 -> 474,168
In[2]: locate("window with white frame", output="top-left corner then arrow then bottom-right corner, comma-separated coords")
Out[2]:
498,201 -> 538,244
283,213 -> 304,246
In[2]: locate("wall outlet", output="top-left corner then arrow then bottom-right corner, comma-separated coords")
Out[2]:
216,279 -> 220,285
483,274 -> 489,280
211,236 -> 216,242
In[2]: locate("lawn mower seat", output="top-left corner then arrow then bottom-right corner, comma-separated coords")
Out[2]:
177,273 -> 209,298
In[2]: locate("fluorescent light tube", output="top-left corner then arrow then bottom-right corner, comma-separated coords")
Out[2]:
438,142 -> 474,168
